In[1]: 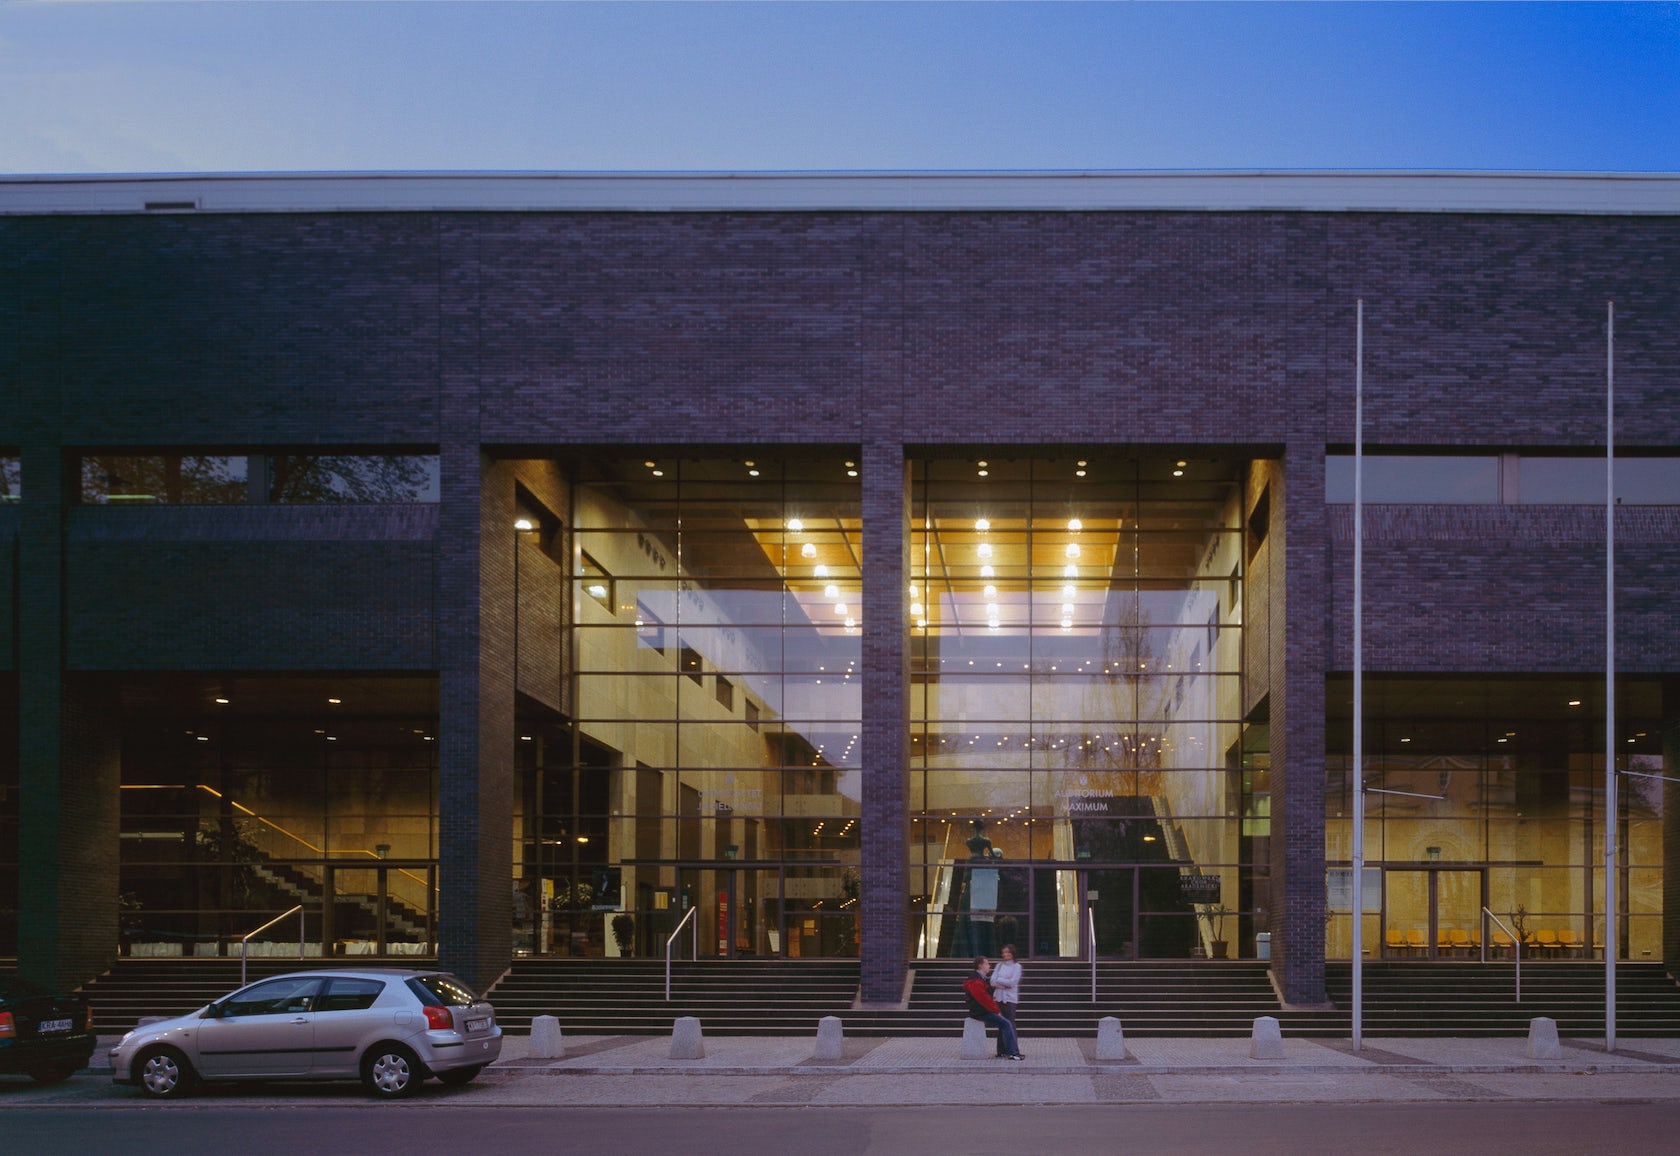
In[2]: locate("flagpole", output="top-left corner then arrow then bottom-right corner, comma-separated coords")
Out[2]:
1351,299 -> 1365,1049
1605,300 -> 1617,1052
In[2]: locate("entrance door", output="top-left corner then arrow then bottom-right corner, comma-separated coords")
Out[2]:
1383,868 -> 1486,958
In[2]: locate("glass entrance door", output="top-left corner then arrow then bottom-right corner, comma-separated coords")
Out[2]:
1383,868 -> 1486,958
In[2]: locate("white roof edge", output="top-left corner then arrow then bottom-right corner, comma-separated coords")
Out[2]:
2,170 -> 1678,216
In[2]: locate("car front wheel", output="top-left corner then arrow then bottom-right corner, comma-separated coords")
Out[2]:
362,1043 -> 423,1098
136,1046 -> 194,1099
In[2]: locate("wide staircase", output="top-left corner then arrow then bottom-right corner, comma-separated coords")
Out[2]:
488,958 -> 1339,1038
31,955 -> 1680,1039
74,956 -> 429,1033
1325,961 -> 1680,1038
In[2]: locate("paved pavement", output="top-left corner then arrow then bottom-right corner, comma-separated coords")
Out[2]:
78,1028 -> 1680,1106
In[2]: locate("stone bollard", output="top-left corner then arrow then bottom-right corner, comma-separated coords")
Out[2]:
961,1017 -> 990,1059
814,1015 -> 844,1061
1249,1015 -> 1285,1060
1096,1016 -> 1128,1061
528,1014 -> 565,1058
670,1016 -> 706,1060
1527,1016 -> 1562,1059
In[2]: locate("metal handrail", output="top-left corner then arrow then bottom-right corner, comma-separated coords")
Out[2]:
240,904 -> 306,987
1483,907 -> 1522,1003
1088,914 -> 1097,1003
665,905 -> 698,1002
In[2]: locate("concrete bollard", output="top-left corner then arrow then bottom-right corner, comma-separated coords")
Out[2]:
670,1016 -> 706,1060
1249,1015 -> 1285,1060
528,1014 -> 565,1058
814,1015 -> 844,1061
1096,1016 -> 1128,1061
961,1017 -> 990,1059
1527,1016 -> 1562,1059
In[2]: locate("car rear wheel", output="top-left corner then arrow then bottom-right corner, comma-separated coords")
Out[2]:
436,1063 -> 484,1087
27,1063 -> 79,1085
362,1043 -> 423,1098
136,1046 -> 194,1099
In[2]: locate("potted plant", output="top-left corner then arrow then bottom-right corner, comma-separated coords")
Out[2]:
610,912 -> 636,958
1208,905 -> 1231,959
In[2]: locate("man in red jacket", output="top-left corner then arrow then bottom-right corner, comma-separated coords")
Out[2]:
963,955 -> 1024,1059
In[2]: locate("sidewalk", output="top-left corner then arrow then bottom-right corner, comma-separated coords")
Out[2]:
462,1031 -> 1680,1105
86,1031 -> 1680,1105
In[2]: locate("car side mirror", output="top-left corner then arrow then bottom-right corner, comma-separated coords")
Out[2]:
199,1003 -> 223,1020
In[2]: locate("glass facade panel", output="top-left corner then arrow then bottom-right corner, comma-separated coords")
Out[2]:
910,456 -> 1248,960
1326,676 -> 1663,961
530,454 -> 863,957
115,676 -> 439,958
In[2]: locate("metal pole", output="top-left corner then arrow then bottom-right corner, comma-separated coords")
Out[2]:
1605,300 -> 1617,1052
1351,299 -> 1365,1049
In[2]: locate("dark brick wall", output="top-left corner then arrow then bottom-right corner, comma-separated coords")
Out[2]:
64,531 -> 436,669
1328,505 -> 1680,673
0,510 -> 15,670
4,215 -> 442,446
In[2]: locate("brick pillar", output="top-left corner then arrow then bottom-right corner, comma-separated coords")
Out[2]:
1276,444 -> 1329,1006
18,445 -> 121,990
859,441 -> 908,1003
1662,678 -> 1680,975
436,446 -> 517,989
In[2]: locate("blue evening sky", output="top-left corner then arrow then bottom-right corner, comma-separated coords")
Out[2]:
2,1 -> 1676,175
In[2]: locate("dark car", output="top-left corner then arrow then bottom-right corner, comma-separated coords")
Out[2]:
0,975 -> 97,1084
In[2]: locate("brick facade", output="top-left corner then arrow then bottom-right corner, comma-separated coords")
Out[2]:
4,178 -> 1679,994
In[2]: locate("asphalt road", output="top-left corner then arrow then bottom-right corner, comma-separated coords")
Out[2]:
4,1102 -> 1679,1154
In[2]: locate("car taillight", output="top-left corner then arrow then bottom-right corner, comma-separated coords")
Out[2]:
0,1011 -> 14,1040
423,1005 -> 454,1031
85,1006 -> 95,1031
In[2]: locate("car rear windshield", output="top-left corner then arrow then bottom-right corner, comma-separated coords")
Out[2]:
406,974 -> 480,1007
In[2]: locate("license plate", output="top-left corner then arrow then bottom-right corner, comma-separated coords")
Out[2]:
39,1018 -> 74,1033
465,1017 -> 488,1032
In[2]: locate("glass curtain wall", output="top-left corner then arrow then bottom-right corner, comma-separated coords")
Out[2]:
554,454 -> 863,958
909,456 -> 1246,960
117,675 -> 440,958
1325,677 -> 1664,961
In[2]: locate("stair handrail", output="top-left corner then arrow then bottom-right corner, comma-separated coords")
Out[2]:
665,904 -> 698,1002
1483,907 -> 1521,1003
240,904 -> 306,987
1089,911 -> 1097,1003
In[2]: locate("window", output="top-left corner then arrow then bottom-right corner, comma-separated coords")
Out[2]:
579,552 -> 614,611
1327,453 -> 1680,506
318,977 -> 385,1012
220,976 -> 323,1017
82,455 -> 248,504
78,452 -> 440,504
0,455 -> 19,502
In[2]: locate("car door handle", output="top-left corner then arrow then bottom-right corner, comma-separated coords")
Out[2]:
289,1017 -> 309,1025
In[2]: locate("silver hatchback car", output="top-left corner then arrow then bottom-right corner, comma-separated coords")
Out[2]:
110,968 -> 501,1099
